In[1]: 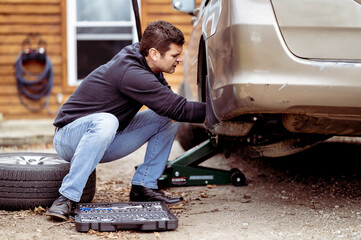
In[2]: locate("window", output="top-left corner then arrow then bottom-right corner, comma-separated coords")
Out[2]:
66,0 -> 139,86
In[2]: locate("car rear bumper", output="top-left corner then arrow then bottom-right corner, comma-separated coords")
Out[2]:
201,0 -> 361,136
207,23 -> 361,127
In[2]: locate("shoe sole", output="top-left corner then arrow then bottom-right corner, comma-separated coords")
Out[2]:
129,197 -> 184,204
46,211 -> 69,221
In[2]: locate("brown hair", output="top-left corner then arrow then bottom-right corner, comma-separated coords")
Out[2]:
140,20 -> 184,57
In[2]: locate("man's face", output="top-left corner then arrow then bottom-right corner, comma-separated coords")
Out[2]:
156,43 -> 183,74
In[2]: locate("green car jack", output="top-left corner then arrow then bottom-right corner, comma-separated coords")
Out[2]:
158,136 -> 247,188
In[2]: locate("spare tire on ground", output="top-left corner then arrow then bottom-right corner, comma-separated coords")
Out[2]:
0,152 -> 96,210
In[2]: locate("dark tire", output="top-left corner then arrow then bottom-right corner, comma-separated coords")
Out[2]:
230,168 -> 247,186
176,122 -> 209,151
177,80 -> 209,151
0,152 -> 96,210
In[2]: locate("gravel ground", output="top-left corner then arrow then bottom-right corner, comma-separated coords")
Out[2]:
1,138 -> 361,240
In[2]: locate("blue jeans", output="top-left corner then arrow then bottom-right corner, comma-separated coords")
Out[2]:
53,110 -> 180,202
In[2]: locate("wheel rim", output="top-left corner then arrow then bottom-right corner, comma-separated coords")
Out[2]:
231,172 -> 246,186
0,154 -> 68,165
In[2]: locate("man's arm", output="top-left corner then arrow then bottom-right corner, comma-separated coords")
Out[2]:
120,68 -> 206,123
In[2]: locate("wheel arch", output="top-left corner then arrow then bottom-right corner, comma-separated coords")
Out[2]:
197,36 -> 207,103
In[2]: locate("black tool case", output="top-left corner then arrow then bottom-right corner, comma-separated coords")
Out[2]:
74,202 -> 178,232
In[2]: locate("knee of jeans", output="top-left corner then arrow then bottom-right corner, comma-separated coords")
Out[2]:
162,118 -> 180,134
170,121 -> 180,131
92,113 -> 119,138
145,110 -> 178,131
157,115 -> 172,127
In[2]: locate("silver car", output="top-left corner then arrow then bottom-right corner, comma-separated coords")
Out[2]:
173,0 -> 361,158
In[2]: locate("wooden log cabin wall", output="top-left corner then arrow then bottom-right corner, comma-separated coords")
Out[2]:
0,0 -> 200,120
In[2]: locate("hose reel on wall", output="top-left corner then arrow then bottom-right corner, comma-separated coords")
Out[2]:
14,33 -> 62,115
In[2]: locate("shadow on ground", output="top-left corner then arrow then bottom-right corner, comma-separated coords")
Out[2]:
235,141 -> 361,199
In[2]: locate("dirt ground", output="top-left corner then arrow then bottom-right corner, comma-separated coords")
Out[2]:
1,138 -> 361,240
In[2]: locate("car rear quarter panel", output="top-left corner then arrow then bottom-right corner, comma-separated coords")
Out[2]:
205,0 -> 361,122
272,0 -> 361,60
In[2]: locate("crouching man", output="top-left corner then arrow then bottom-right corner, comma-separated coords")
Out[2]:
46,20 -> 206,221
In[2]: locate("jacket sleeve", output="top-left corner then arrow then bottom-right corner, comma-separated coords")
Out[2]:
120,67 -> 205,123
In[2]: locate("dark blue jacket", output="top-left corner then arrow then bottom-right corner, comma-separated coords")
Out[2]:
54,43 -> 205,130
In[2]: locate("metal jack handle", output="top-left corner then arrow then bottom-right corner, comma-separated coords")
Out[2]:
159,137 -> 247,188
131,0 -> 142,42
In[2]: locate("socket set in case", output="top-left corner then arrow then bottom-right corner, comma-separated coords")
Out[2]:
74,202 -> 178,232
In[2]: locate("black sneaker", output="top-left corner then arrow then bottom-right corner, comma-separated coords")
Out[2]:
129,185 -> 183,204
46,195 -> 74,221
